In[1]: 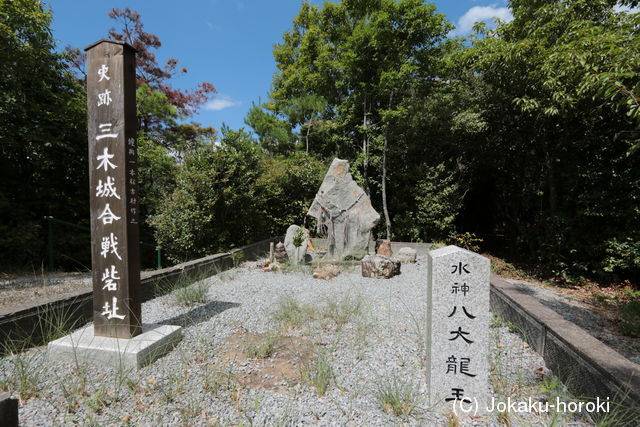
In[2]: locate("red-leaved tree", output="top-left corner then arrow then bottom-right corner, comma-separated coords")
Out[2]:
107,8 -> 216,117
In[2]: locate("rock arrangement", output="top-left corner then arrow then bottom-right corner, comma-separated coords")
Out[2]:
284,225 -> 310,265
307,158 -> 380,261
312,265 -> 341,280
397,247 -> 417,264
360,255 -> 401,279
375,240 -> 393,257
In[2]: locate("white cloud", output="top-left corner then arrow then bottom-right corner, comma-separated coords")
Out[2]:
204,96 -> 241,111
453,4 -> 513,35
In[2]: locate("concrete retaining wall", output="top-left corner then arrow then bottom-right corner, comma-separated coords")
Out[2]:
0,237 -> 279,350
490,274 -> 640,409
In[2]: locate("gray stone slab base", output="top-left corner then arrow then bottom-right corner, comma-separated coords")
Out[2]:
47,323 -> 182,370
0,392 -> 18,427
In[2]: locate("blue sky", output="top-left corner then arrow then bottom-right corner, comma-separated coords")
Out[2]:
46,0 -> 512,134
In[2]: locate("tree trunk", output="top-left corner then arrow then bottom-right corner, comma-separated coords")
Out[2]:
545,146 -> 558,213
382,132 -> 391,240
362,98 -> 370,194
305,124 -> 310,154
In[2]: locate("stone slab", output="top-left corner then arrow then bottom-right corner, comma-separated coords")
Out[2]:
427,245 -> 491,413
0,392 -> 18,427
48,323 -> 182,370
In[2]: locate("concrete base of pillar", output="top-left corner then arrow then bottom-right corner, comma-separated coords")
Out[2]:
47,323 -> 182,370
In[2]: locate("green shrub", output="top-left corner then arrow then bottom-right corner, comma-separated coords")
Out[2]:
620,299 -> 640,337
411,163 -> 464,243
448,231 -> 483,252
152,132 -> 325,264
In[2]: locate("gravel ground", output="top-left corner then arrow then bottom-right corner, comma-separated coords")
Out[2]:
2,258 -> 598,425
507,279 -> 640,365
0,272 -> 91,311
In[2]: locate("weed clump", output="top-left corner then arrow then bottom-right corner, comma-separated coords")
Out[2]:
302,347 -> 334,396
374,375 -> 421,417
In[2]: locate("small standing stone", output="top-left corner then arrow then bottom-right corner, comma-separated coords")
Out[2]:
284,225 -> 309,265
361,255 -> 401,279
274,242 -> 287,263
397,247 -> 417,264
269,242 -> 275,263
376,239 -> 393,256
426,245 -> 490,413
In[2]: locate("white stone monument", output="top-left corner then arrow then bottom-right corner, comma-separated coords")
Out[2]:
427,245 -> 490,413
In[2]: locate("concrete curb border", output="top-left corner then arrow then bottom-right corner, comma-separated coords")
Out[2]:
490,274 -> 640,408
0,237 -> 280,349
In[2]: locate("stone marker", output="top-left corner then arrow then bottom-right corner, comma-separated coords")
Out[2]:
269,242 -> 275,263
0,392 -> 18,427
274,242 -> 287,263
361,255 -> 401,279
376,239 -> 393,256
307,158 -> 380,260
284,225 -> 309,265
397,247 -> 417,264
427,245 -> 490,413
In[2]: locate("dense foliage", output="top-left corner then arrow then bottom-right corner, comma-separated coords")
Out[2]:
0,0 -> 87,269
2,0 -> 638,285
152,128 -> 325,263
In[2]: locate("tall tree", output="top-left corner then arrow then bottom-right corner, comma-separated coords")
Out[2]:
107,8 -> 216,117
460,0 -> 640,280
0,0 -> 88,268
270,0 -> 453,238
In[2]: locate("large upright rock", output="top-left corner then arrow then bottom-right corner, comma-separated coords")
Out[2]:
284,225 -> 309,265
307,158 -> 380,260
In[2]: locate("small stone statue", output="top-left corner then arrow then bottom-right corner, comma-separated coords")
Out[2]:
274,242 -> 288,263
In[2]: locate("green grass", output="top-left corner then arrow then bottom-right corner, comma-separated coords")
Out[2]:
153,265 -> 219,298
321,294 -> 363,327
202,362 -> 240,398
302,347 -> 334,396
271,296 -> 315,328
592,396 -> 640,427
173,280 -> 209,306
374,375 -> 421,417
0,350 -> 46,399
244,334 -> 278,359
272,293 -> 365,331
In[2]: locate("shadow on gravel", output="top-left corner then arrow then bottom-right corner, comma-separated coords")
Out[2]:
159,300 -> 240,327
